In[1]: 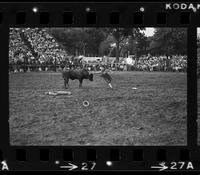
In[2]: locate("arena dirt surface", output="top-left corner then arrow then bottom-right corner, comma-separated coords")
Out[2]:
9,71 -> 187,146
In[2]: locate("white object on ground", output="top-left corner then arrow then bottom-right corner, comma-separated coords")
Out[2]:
57,91 -> 72,95
83,100 -> 89,107
45,91 -> 72,96
132,87 -> 138,90
108,83 -> 113,88
45,92 -> 57,95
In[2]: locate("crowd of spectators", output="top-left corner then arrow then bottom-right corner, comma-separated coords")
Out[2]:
9,28 -> 187,73
9,28 -> 68,72
135,55 -> 187,72
81,55 -> 187,72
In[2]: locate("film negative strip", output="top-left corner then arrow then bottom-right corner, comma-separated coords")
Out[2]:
0,1 -> 200,172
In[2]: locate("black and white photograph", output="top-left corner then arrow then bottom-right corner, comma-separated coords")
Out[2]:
9,27 -> 187,146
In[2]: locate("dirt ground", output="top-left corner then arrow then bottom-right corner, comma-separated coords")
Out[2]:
9,71 -> 187,146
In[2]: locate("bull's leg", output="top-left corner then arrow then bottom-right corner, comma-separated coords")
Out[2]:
64,78 -> 69,88
79,79 -> 83,88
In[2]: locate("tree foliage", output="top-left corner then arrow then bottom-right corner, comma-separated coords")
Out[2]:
47,27 -> 187,62
103,28 -> 143,62
48,28 -> 106,56
149,28 -> 187,55
99,35 -> 116,56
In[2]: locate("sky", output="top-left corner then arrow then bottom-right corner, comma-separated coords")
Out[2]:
144,28 -> 155,37
145,27 -> 200,38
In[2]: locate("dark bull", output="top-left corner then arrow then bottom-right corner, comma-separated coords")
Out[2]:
62,69 -> 93,88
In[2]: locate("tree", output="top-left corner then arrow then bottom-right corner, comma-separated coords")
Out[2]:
135,32 -> 149,56
148,28 -> 187,56
84,28 -> 107,56
104,28 -> 142,62
48,28 -> 86,56
48,28 -> 106,56
99,35 -> 116,56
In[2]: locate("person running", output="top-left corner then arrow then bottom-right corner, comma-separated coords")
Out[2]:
100,67 -> 113,88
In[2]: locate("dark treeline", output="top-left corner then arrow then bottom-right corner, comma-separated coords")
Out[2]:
48,27 -> 187,62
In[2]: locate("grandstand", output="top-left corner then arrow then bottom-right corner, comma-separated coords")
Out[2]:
9,28 -> 68,71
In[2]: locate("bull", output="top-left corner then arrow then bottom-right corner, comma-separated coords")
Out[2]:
62,69 -> 93,88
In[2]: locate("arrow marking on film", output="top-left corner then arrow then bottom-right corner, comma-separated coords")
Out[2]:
151,162 -> 168,171
60,163 -> 78,171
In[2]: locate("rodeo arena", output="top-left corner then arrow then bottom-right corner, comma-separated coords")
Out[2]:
9,28 -> 187,146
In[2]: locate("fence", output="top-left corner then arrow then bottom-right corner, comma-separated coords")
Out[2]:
9,62 -> 187,73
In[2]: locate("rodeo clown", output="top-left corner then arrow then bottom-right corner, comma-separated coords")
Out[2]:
99,66 -> 113,89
